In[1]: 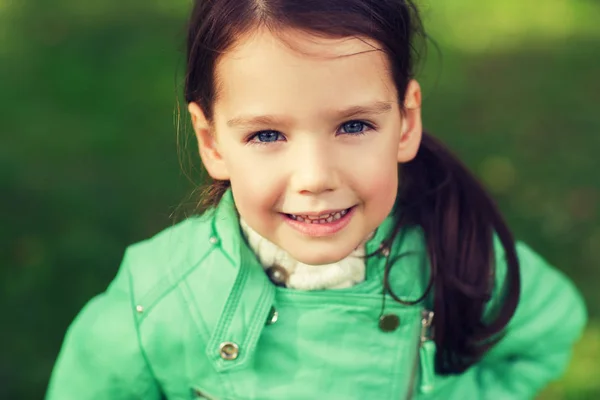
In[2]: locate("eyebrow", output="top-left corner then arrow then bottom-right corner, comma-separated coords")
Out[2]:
226,101 -> 393,128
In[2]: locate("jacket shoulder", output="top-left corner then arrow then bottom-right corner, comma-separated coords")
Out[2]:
485,238 -> 587,368
489,238 -> 587,333
46,230 -> 181,399
124,213 -> 216,310
47,214 -> 218,399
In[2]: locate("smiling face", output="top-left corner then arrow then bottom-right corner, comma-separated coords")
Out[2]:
189,28 -> 423,265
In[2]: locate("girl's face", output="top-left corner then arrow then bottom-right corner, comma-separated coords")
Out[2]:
190,28 -> 422,265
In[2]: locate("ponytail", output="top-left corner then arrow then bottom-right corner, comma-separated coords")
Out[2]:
386,132 -> 521,374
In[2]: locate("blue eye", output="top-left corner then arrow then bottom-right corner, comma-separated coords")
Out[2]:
340,120 -> 371,135
251,131 -> 283,143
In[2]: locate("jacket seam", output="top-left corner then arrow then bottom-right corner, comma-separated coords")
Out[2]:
136,249 -> 214,323
127,261 -> 164,399
179,275 -> 234,395
206,255 -> 250,368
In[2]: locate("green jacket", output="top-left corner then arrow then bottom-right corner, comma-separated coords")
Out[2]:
46,190 -> 587,400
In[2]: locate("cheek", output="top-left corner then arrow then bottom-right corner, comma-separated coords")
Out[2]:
348,147 -> 399,211
230,179 -> 273,229
346,139 -> 399,189
365,164 -> 399,202
227,158 -> 284,218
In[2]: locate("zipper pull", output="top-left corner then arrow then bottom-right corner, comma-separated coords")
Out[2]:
419,310 -> 435,394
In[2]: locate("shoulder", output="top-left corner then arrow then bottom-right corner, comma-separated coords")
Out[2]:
514,241 -> 586,322
46,218 -> 216,399
491,237 -> 585,311
48,213 -> 223,399
488,237 -> 587,351
71,213 -> 217,338
123,213 -> 218,310
126,214 -> 214,269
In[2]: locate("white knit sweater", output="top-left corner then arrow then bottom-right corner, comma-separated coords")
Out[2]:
239,219 -> 367,290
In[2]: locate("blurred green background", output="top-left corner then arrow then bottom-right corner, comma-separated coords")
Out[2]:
1,0 -> 598,398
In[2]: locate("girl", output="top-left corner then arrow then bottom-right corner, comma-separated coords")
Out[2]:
47,0 -> 587,399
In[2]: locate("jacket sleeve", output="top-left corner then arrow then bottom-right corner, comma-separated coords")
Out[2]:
46,251 -> 163,400
452,241 -> 587,399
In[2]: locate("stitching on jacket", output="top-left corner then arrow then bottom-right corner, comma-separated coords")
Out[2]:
127,260 -> 164,398
135,249 -> 214,323
206,258 -> 250,365
236,277 -> 274,369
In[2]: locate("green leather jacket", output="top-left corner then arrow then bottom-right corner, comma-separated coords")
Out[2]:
46,190 -> 587,399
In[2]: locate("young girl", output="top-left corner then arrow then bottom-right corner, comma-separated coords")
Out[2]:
46,0 -> 587,399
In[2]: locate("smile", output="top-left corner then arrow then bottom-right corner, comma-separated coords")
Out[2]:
286,208 -> 350,224
282,206 -> 356,237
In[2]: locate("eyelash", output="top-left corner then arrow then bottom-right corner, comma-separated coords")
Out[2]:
246,120 -> 376,146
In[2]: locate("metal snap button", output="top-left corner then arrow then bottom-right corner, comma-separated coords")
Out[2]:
378,314 -> 400,332
265,264 -> 288,287
266,306 -> 278,325
379,244 -> 390,257
219,342 -> 239,360
209,236 -> 219,245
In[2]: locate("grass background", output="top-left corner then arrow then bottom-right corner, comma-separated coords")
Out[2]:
1,0 -> 598,398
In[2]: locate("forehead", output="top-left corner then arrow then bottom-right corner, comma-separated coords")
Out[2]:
214,28 -> 397,116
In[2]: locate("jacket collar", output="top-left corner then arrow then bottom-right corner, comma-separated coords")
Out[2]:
210,189 -> 243,267
206,190 -> 276,372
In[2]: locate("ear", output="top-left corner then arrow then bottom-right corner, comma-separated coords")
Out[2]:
188,102 -> 230,180
397,79 -> 423,163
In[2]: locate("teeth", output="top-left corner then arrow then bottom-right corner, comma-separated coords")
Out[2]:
307,213 -> 330,220
288,209 -> 349,224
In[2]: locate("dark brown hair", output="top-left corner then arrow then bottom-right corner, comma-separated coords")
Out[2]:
183,0 -> 520,374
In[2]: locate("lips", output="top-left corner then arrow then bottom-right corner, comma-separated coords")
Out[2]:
286,208 -> 351,224
283,206 -> 356,237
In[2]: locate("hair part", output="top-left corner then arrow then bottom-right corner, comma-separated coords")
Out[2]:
183,0 -> 520,374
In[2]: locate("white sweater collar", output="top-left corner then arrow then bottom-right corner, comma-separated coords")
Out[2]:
239,219 -> 367,290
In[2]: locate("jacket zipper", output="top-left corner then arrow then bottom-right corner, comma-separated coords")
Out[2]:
404,309 -> 435,400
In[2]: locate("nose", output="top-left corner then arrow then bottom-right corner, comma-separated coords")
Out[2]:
289,139 -> 340,195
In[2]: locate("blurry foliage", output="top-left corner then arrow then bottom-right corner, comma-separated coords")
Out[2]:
0,0 -> 598,399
